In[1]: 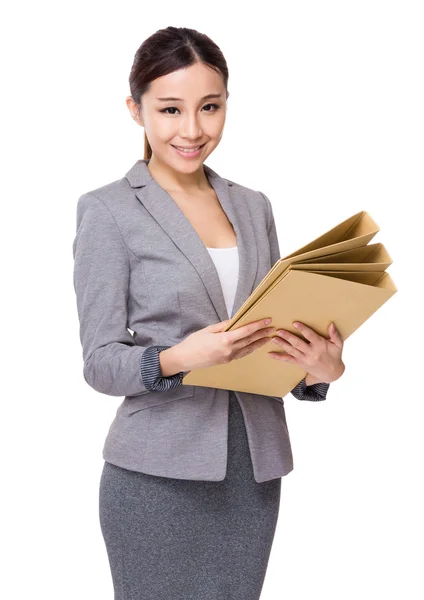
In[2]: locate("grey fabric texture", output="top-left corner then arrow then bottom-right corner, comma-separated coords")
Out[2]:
99,392 -> 281,600
73,158 -> 332,483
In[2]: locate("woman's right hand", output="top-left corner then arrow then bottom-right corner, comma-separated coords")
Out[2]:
176,318 -> 276,372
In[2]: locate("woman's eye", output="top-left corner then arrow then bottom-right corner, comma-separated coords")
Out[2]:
160,103 -> 220,115
203,103 -> 220,112
160,106 -> 179,115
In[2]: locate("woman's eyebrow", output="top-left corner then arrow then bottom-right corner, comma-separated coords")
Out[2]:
156,93 -> 223,102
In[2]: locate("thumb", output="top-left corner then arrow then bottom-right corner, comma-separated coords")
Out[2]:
208,319 -> 232,333
328,322 -> 343,348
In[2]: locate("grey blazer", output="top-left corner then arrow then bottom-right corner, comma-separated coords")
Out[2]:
72,159 -> 330,483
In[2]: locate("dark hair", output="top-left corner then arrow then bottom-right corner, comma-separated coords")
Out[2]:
128,26 -> 229,159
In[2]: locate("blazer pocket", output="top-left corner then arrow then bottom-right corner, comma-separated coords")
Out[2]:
125,385 -> 195,415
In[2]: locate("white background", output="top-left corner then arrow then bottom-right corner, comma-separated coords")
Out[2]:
2,1 -> 423,599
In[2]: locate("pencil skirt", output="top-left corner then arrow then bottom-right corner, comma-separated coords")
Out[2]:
98,391 -> 282,600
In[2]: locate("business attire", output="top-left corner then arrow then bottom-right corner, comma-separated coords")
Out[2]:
73,158 -> 330,599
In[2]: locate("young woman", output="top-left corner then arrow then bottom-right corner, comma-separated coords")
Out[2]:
73,26 -> 345,600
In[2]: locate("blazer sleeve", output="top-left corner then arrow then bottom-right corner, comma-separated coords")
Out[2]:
259,190 -> 331,402
72,193 -> 183,397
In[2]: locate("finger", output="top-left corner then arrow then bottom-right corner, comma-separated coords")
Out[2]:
271,335 -> 305,357
228,318 -> 273,343
208,319 -> 232,332
273,329 -> 309,354
292,321 -> 323,344
234,336 -> 272,360
329,322 -> 344,348
267,350 -> 297,363
232,326 -> 275,353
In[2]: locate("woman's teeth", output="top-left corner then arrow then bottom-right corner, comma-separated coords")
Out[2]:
175,146 -> 201,152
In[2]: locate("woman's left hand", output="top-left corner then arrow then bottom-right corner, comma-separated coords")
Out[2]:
268,321 -> 345,384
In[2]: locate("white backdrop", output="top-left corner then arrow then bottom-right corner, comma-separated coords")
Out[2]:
2,1 -> 423,599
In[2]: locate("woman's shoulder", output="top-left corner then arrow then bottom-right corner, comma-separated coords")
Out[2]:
76,168 -> 268,220
76,176 -> 135,217
221,174 -> 256,194
79,175 -> 129,202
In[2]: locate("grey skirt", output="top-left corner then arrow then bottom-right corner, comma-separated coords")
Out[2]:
99,391 -> 282,600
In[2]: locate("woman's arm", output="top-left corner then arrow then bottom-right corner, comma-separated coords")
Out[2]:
73,193 -> 183,396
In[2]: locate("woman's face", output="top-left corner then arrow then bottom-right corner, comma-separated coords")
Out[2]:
127,62 -> 229,174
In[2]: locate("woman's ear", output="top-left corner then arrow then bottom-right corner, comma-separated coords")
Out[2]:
126,96 -> 144,127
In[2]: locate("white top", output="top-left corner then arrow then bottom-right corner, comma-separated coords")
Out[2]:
205,246 -> 239,318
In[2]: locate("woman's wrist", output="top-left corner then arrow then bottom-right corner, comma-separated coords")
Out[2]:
304,373 -> 322,386
159,344 -> 185,377
304,362 -> 345,386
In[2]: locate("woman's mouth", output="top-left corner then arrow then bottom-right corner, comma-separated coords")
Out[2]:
171,143 -> 206,158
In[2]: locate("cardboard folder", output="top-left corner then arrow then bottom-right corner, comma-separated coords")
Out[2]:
182,211 -> 397,397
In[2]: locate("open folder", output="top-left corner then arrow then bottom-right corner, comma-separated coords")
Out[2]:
182,210 -> 398,397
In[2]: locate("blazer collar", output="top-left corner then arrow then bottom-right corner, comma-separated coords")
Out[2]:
125,158 -> 258,323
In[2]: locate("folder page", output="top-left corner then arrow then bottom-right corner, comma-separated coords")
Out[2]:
225,211 -> 380,332
182,211 -> 397,397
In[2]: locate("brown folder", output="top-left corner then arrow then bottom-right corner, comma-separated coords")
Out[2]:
182,211 -> 397,397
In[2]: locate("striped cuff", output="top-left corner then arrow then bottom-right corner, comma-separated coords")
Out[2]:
140,345 -> 184,392
290,377 -> 330,402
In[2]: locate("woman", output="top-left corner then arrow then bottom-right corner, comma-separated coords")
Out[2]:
73,26 -> 345,600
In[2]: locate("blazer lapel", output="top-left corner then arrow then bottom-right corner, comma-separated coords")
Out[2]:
125,159 -> 259,323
